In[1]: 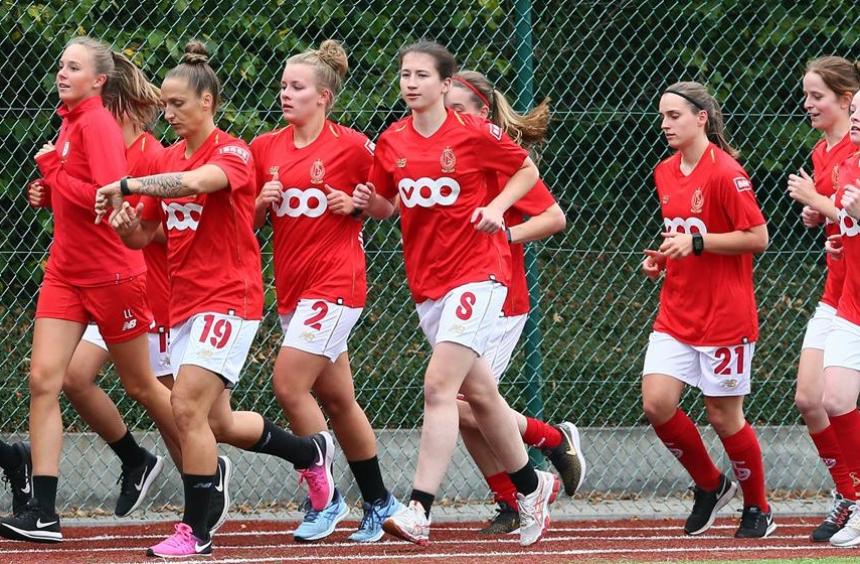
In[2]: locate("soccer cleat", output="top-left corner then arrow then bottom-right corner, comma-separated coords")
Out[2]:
734,505 -> 777,538
294,489 -> 349,541
115,450 -> 164,517
0,498 -> 62,543
1,442 -> 32,516
147,522 -> 212,557
517,469 -> 555,546
829,503 -> 860,547
684,474 -> 737,535
543,422 -> 587,496
206,455 -> 232,534
298,432 -> 335,511
478,501 -> 520,535
811,491 -> 854,542
349,492 -> 405,542
382,500 -> 431,546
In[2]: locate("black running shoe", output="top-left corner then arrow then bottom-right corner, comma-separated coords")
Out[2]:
0,498 -> 62,543
206,455 -> 232,534
478,501 -> 520,534
543,422 -> 586,496
811,491 -> 854,542
734,505 -> 777,538
684,474 -> 738,535
115,450 -> 164,517
2,442 -> 32,516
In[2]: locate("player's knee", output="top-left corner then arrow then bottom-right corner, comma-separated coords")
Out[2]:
273,377 -> 302,415
705,407 -> 742,436
318,392 -> 352,419
423,378 -> 456,408
61,368 -> 91,399
170,393 -> 203,432
822,393 -> 851,418
794,388 -> 821,416
29,363 -> 62,398
642,396 -> 675,425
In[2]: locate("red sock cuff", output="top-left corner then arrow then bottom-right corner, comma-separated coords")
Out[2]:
653,408 -> 687,439
486,472 -> 518,508
522,417 -> 563,449
720,422 -> 756,451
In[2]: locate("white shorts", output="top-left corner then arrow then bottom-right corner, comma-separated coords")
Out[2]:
802,302 -> 837,351
642,331 -> 755,397
823,316 -> 860,372
416,280 -> 507,356
483,314 -> 528,383
169,312 -> 259,388
279,300 -> 362,362
81,323 -> 173,377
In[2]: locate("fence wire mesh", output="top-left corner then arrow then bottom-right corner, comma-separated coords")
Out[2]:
0,1 -> 854,515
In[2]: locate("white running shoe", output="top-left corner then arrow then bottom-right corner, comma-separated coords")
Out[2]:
830,503 -> 860,547
517,469 -> 555,546
382,500 -> 430,546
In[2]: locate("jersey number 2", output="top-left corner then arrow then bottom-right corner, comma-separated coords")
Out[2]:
304,301 -> 329,331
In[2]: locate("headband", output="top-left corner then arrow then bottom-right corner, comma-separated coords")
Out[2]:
664,89 -> 705,111
452,76 -> 491,108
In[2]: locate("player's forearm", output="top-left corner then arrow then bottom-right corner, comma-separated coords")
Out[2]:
702,224 -> 769,255
508,204 -> 566,244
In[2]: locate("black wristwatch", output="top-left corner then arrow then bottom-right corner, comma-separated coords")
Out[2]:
505,227 -> 513,243
692,232 -> 704,256
120,176 -> 132,196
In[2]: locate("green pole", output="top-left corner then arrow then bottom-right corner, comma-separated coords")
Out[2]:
512,0 -> 545,466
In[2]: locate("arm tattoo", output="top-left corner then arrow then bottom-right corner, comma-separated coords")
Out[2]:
135,173 -> 187,198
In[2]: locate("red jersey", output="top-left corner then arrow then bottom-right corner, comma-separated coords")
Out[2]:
811,135 -> 854,307
370,110 -> 529,302
833,151 -> 860,325
142,129 -> 263,326
127,132 -> 169,327
34,95 -> 145,285
250,122 -> 372,314
652,144 -> 766,345
502,179 -> 557,317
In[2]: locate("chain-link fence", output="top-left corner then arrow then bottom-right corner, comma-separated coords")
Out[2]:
0,1 -> 854,515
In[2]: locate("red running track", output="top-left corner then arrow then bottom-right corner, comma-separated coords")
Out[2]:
0,515 -> 855,563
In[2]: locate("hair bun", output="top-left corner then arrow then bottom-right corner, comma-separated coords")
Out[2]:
318,39 -> 348,79
182,40 -> 210,65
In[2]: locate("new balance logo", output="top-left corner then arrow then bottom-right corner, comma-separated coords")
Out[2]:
822,457 -> 837,469
122,319 -> 138,331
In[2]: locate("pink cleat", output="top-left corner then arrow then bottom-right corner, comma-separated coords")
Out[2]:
147,523 -> 212,558
298,431 -> 335,511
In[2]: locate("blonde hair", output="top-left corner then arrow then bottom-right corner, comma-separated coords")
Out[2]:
452,70 -> 550,148
286,39 -> 349,111
103,52 -> 161,131
165,40 -> 221,112
663,81 -> 739,158
805,56 -> 860,99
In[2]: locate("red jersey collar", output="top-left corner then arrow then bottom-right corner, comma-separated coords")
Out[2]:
406,108 -> 456,140
57,95 -> 104,120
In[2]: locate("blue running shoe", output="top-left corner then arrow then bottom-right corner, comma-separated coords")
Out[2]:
293,489 -> 349,541
348,492 -> 405,543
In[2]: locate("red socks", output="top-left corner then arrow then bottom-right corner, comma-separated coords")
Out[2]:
720,422 -> 768,512
486,472 -> 518,509
829,410 -> 860,499
521,417 -> 563,449
653,409 -> 722,491
810,425 -> 856,499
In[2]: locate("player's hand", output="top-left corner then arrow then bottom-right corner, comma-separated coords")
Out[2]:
95,182 -> 123,224
109,201 -> 143,237
471,205 -> 505,233
843,184 -> 860,219
641,249 -> 666,280
35,142 -> 55,159
658,231 -> 694,259
256,180 -> 282,208
323,184 -> 355,215
353,182 -> 376,210
825,233 -> 844,259
800,205 -> 822,228
787,168 -> 816,206
27,179 -> 48,207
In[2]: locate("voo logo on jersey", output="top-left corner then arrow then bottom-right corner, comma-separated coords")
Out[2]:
163,202 -> 204,231
272,188 -> 327,218
398,177 -> 460,208
838,209 -> 860,237
663,216 -> 708,234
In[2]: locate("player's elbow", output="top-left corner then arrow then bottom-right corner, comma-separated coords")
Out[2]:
546,204 -> 566,235
750,226 -> 769,254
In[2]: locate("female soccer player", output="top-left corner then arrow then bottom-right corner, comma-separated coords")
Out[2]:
785,56 -> 860,541
445,70 -> 584,534
353,41 -> 556,547
250,39 -> 400,543
641,81 -> 773,538
0,37 -> 180,544
29,52 -> 174,519
820,87 -> 860,548
93,41 -> 336,557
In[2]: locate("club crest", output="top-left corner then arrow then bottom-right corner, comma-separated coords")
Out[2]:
691,187 -> 704,214
310,159 -> 325,185
440,147 -> 456,173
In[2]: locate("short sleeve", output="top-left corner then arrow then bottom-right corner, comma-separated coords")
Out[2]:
510,178 -> 556,216
207,143 -> 253,192
368,135 -> 396,199
139,195 -> 162,223
249,137 -> 269,195
475,121 -> 530,178
719,169 -> 766,231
